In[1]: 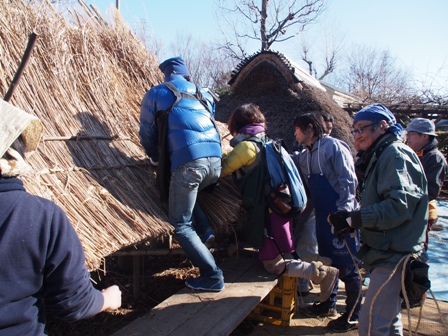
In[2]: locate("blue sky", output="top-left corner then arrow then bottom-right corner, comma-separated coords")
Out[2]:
83,0 -> 448,83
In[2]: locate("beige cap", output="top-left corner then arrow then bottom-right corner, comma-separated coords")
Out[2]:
0,99 -> 43,158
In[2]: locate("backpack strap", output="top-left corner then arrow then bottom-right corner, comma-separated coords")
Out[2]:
195,86 -> 213,114
239,136 -> 266,177
272,139 -> 292,190
264,234 -> 288,278
162,82 -> 182,112
163,81 -> 213,115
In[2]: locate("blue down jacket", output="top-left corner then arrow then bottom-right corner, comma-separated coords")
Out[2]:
139,75 -> 222,171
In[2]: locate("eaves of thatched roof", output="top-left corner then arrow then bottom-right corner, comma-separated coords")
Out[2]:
229,50 -> 326,92
1,1 -> 241,271
216,50 -> 355,153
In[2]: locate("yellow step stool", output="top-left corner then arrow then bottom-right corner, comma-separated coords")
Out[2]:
249,275 -> 297,326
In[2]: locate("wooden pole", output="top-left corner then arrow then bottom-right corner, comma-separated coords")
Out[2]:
43,135 -> 121,141
4,32 -> 38,102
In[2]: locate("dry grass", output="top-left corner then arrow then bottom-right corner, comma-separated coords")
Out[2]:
0,0 -> 241,271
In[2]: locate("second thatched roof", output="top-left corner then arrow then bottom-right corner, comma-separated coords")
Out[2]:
216,50 -> 355,152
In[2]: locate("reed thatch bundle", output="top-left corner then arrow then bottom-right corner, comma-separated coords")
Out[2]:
0,0 -> 241,271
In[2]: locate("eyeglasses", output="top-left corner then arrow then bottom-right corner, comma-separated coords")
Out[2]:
351,123 -> 375,136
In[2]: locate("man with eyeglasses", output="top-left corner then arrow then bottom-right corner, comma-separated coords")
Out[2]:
328,104 -> 428,336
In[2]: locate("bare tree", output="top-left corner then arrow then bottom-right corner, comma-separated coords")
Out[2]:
300,35 -> 315,76
168,34 -> 236,93
133,19 -> 161,60
341,45 -> 412,104
216,0 -> 325,60
299,23 -> 345,81
412,63 -> 448,106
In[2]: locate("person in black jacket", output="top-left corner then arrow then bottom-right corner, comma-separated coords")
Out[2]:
0,101 -> 121,335
406,118 -> 447,234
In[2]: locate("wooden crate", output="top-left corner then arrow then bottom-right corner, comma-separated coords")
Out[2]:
249,275 -> 297,326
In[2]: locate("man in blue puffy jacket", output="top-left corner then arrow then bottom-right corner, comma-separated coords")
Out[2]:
139,56 -> 224,291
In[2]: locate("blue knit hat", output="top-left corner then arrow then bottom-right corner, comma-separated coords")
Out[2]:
159,56 -> 189,80
354,103 -> 403,136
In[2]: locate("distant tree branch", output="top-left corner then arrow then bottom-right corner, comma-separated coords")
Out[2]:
216,0 -> 325,58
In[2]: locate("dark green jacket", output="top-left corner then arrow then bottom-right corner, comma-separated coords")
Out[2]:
358,133 -> 428,270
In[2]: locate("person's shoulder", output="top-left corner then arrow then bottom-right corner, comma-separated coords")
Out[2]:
430,146 -> 446,158
388,140 -> 419,162
15,192 -> 68,224
199,87 -> 214,102
239,139 -> 258,149
167,77 -> 195,93
428,148 -> 448,167
322,135 -> 351,152
144,83 -> 170,101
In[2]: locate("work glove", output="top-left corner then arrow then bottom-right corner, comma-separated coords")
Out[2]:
327,210 -> 362,237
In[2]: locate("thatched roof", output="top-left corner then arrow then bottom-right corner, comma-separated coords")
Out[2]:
1,1 -> 241,271
216,50 -> 355,152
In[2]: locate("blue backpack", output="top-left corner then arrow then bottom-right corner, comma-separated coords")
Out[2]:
249,137 -> 307,217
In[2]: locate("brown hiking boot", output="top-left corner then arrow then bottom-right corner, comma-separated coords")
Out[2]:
311,265 -> 339,302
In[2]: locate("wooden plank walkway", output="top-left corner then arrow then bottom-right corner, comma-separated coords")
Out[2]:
112,251 -> 279,336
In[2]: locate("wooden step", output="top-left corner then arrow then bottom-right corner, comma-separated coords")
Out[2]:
112,251 -> 279,336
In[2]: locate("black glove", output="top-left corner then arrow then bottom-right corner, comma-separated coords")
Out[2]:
350,210 -> 362,228
328,210 -> 362,233
327,211 -> 351,234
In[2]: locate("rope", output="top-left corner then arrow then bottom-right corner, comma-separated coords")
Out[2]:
343,238 -> 362,326
428,288 -> 448,330
342,234 -> 448,335
342,241 -> 418,335
399,254 -> 415,336
400,255 -> 447,335
366,254 -> 409,336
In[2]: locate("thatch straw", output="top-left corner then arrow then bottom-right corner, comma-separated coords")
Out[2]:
0,0 -> 241,271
